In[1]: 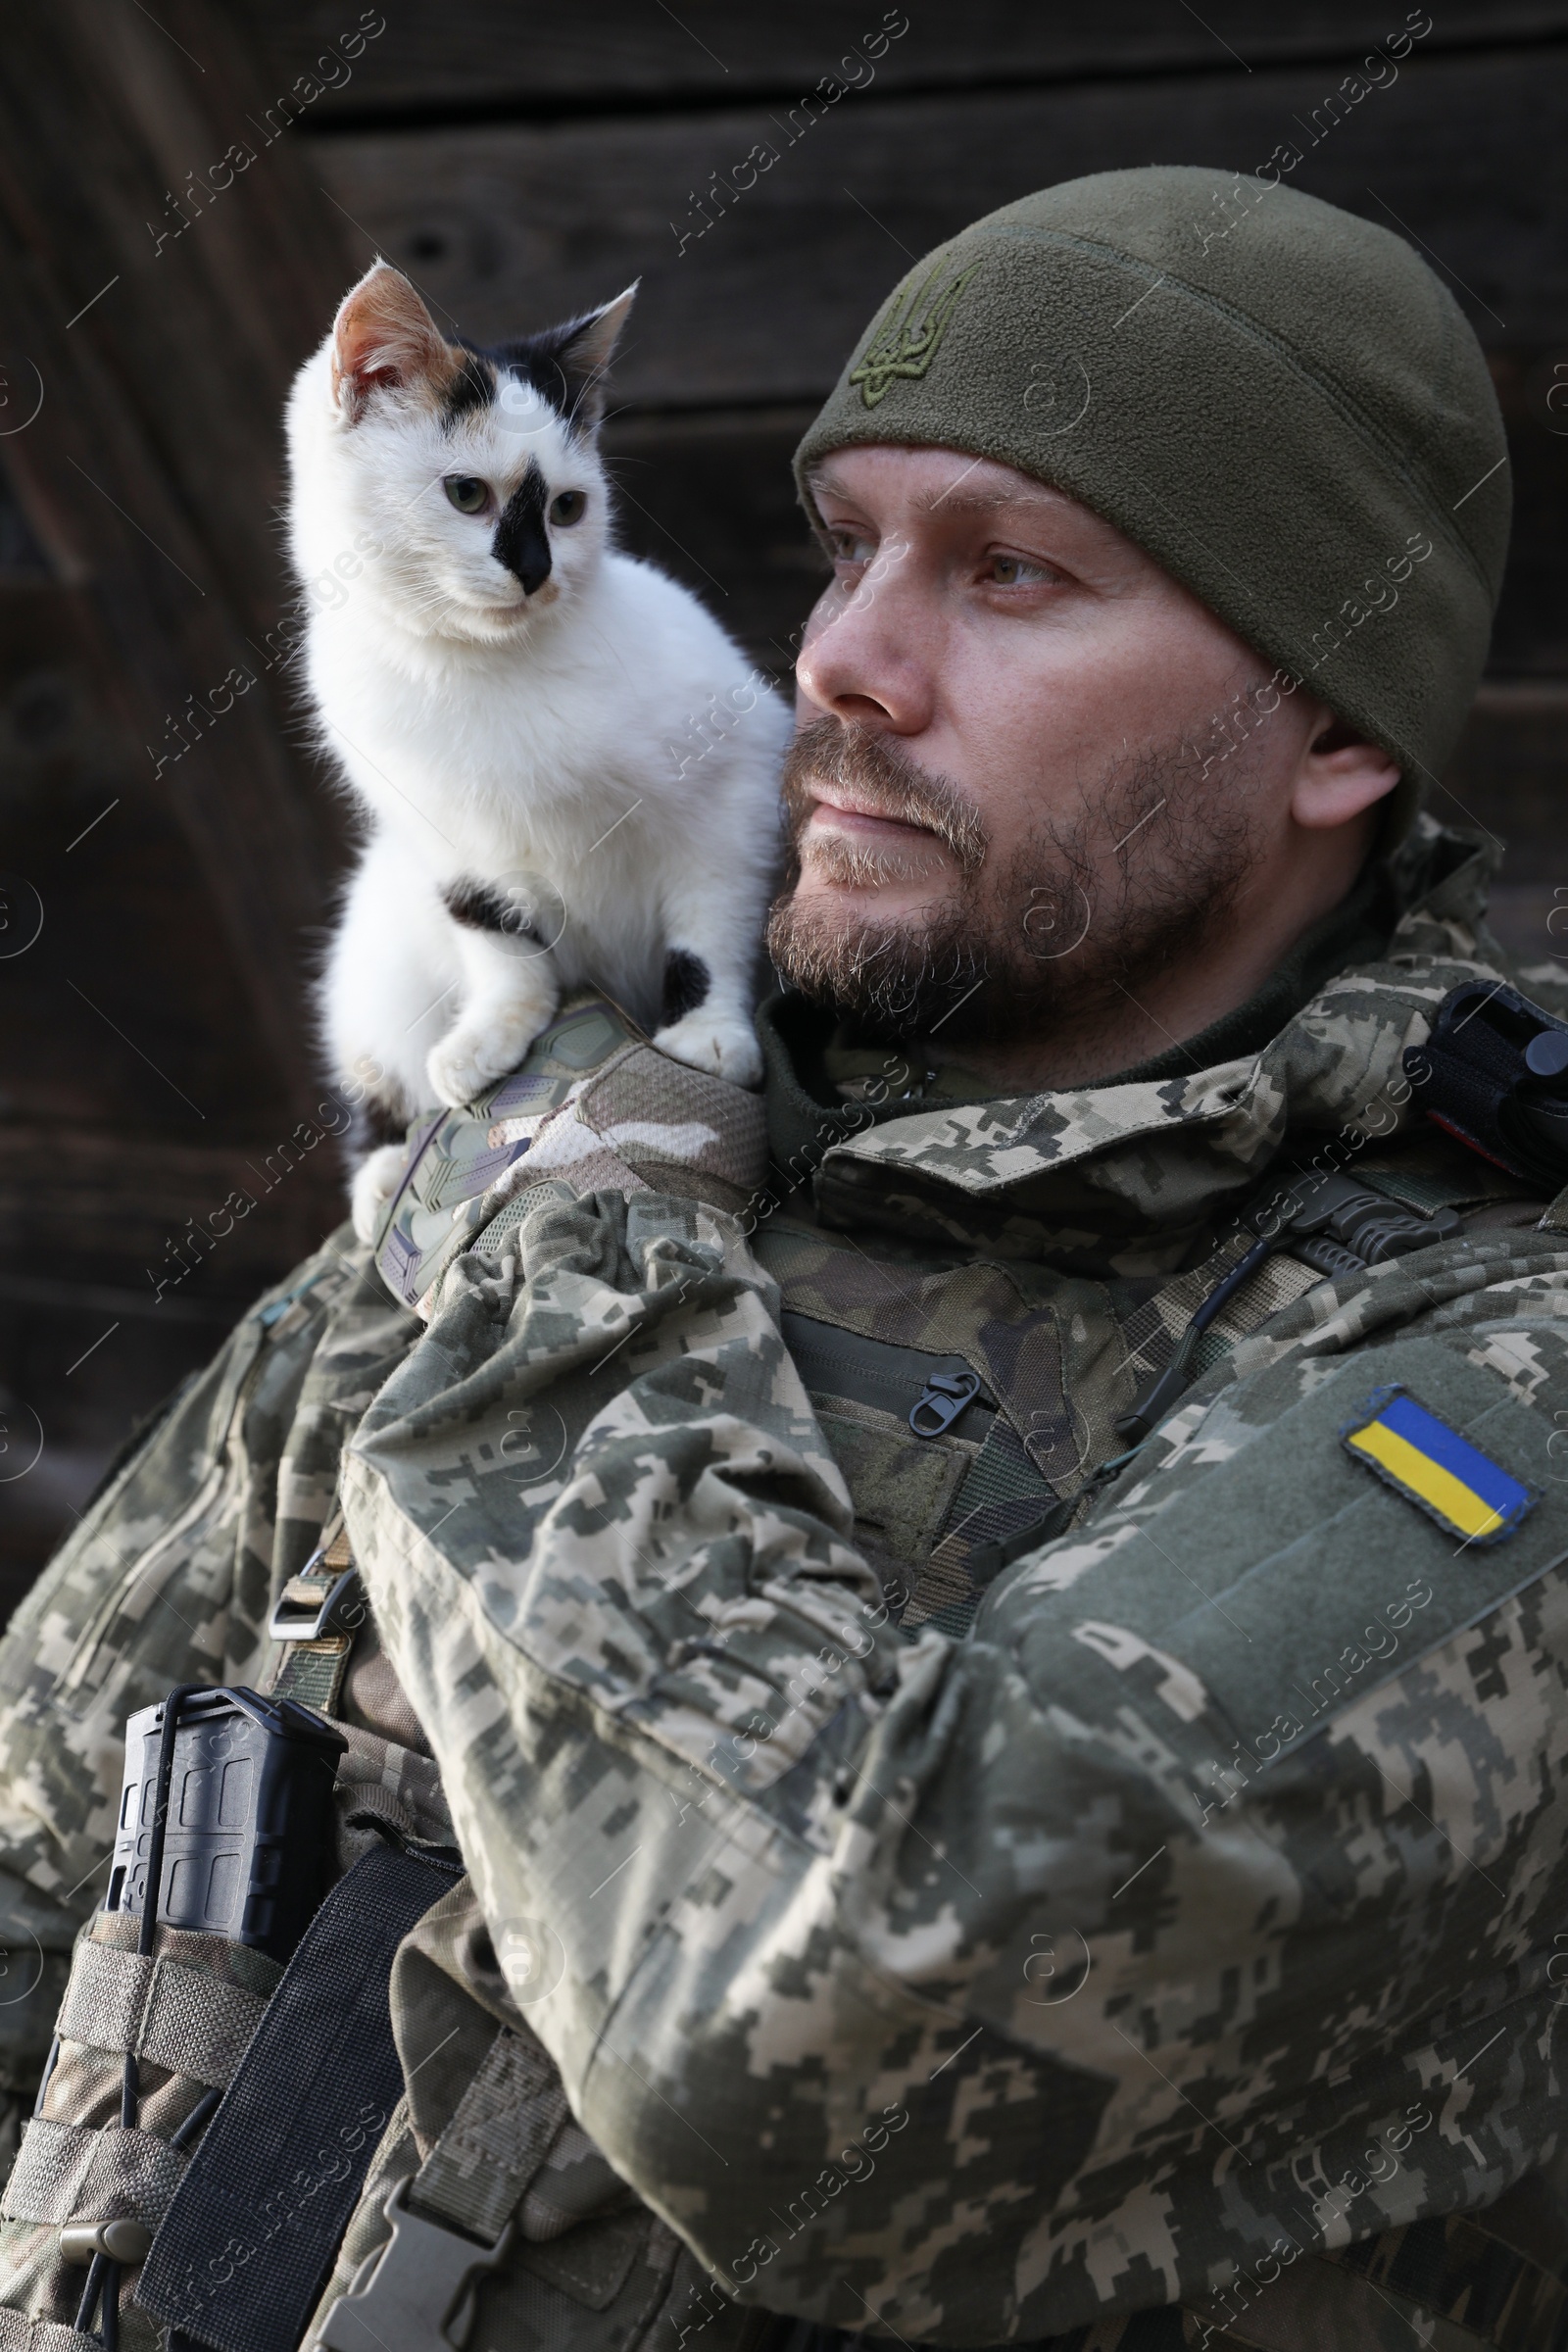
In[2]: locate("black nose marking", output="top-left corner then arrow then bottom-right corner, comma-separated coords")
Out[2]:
493,462 -> 552,596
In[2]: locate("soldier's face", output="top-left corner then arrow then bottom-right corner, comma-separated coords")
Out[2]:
772,447 -> 1334,1043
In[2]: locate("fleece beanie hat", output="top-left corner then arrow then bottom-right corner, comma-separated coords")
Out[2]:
795,167 -> 1510,839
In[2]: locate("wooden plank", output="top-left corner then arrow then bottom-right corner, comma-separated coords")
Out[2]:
0,581 -> 304,1137
0,1119 -> 345,1599
0,1291 -> 243,1618
0,0 -> 358,1105
602,405 -> 822,675
0,1126 -> 344,1294
0,1120 -> 342,1612
1443,683 -> 1568,853
240,3 -> 1568,119
1490,348 -> 1568,677
315,45 -> 1568,421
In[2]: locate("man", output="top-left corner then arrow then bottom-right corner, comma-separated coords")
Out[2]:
0,167 -> 1565,2352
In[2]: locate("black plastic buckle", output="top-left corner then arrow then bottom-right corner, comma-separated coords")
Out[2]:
909,1369 -> 982,1438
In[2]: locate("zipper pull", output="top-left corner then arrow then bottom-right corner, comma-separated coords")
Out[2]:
909,1369 -> 982,1439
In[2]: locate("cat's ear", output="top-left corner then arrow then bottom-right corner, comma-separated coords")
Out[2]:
553,284 -> 638,432
329,261 -> 450,423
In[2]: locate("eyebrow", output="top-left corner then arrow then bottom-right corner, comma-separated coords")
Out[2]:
912,483 -> 1067,517
807,466 -> 1071,522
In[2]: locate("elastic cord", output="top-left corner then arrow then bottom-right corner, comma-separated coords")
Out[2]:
74,2253 -> 112,2338
1185,1232 -> 1274,1340
169,2085 -> 221,2153
31,2034 -> 59,2118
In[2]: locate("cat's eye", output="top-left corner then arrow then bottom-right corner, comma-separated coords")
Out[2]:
549,490 -> 587,526
444,475 -> 489,515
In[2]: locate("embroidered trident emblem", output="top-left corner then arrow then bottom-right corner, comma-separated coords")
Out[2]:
849,263 -> 977,410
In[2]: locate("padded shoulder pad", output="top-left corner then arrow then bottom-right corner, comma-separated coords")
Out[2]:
374,996 -> 766,1316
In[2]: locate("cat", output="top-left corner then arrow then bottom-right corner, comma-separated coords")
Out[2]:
283,260 -> 790,1241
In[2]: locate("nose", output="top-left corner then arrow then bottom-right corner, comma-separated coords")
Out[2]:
493,466 -> 553,596
796,543 -> 934,734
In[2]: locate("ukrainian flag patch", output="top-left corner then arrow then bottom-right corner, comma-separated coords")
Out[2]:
1342,1386 -> 1538,1546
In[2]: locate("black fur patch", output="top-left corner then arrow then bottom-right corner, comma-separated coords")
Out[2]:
443,876 -> 541,940
348,1092 -> 412,1156
492,464 -> 552,596
453,311 -> 614,439
662,949 -> 710,1025
440,349 -> 495,425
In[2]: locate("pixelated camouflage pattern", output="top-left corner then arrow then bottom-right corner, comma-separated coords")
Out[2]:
0,1238 -> 421,2337
1,824 -> 1567,2348
339,826 -> 1568,2344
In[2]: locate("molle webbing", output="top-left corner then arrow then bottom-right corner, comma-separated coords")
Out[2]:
904,1413 -> 1057,1636
0,2121 -> 186,2232
406,2027 -> 569,2248
54,1942 -> 269,2090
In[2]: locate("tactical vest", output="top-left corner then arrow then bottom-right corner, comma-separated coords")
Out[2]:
7,996 -> 1566,2352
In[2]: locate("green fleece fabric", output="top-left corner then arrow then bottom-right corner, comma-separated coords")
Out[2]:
794,166 -> 1510,833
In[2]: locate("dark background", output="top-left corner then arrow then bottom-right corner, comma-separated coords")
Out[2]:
2,1 -> 1565,1609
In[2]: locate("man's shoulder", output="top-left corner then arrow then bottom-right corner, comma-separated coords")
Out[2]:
991,1214 -> 1568,1795
372,996 -> 769,1317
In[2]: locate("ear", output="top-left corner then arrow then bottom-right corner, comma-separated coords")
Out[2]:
329,261 -> 449,423
552,283 -> 638,431
1291,707 -> 1402,831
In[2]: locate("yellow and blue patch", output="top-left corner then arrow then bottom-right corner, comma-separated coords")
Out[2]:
1342,1386 -> 1538,1546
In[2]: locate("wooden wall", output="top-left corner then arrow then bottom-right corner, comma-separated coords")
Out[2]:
2,1 -> 1565,1602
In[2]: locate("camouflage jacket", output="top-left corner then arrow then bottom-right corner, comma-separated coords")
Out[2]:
3,818 -> 1568,2351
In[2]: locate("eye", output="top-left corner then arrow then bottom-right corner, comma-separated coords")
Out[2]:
549,489 -> 586,526
987,552 -> 1055,586
828,526 -> 875,566
443,475 -> 489,515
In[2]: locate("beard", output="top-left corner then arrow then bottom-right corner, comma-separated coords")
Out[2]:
765,717 -> 1262,1053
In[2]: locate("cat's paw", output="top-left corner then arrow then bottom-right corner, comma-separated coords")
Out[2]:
426,1002 -> 552,1108
653,1008 -> 764,1090
351,1142 -> 412,1246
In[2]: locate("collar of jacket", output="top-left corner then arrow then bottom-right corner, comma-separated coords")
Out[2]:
758,818 -> 1510,1275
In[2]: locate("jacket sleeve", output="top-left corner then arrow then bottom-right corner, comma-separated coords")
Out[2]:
344,1182 -> 1568,2346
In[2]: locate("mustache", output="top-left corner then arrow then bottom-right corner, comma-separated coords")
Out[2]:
780,718 -> 988,878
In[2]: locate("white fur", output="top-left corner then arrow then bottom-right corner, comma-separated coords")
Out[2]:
283,266 -> 789,1239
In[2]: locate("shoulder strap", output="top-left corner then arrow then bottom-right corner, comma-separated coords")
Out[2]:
264,1510 -> 365,1717
313,2027 -> 570,2351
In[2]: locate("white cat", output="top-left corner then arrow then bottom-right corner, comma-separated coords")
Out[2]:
283,261 -> 790,1241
